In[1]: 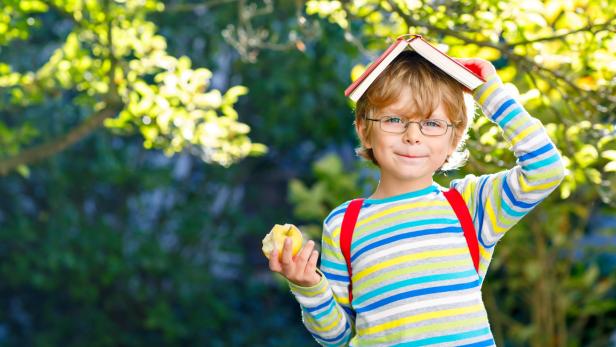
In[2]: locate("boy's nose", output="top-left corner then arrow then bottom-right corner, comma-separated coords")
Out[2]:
402,122 -> 422,143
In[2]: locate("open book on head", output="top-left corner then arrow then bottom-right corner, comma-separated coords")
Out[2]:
344,34 -> 486,102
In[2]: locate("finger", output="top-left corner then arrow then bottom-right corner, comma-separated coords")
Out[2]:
280,237 -> 295,272
268,247 -> 282,272
304,249 -> 319,276
295,240 -> 315,266
457,59 -> 487,82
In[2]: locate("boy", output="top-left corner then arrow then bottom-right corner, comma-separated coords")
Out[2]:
268,50 -> 565,346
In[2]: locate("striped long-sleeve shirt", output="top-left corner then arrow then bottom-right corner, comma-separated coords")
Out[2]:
288,75 -> 566,346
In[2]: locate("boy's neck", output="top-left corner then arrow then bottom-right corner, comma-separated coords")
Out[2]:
370,176 -> 435,200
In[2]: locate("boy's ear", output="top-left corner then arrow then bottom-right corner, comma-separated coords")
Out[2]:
447,143 -> 456,156
448,129 -> 461,156
355,120 -> 372,149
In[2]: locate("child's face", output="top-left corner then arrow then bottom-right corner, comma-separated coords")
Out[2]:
360,90 -> 457,188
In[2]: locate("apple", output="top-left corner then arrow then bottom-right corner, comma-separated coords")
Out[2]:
262,223 -> 303,261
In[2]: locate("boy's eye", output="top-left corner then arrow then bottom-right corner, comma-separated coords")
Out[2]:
423,120 -> 445,128
384,116 -> 403,124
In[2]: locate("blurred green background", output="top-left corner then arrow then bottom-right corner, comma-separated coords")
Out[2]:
1,0 -> 615,346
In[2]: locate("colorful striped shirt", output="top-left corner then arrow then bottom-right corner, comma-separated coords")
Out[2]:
287,75 -> 565,346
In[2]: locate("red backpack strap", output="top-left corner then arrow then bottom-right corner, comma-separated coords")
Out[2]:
443,188 -> 480,274
340,198 -> 364,305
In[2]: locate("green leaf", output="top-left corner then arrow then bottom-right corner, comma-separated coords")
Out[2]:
16,165 -> 30,178
585,168 -> 602,184
574,145 -> 598,168
601,150 -> 616,161
249,143 -> 268,156
314,154 -> 343,179
222,85 -> 249,105
604,161 -> 616,172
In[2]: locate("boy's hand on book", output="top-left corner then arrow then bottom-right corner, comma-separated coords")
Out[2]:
268,238 -> 322,287
456,58 -> 497,81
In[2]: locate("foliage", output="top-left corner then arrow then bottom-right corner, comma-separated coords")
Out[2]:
0,131 -> 311,346
0,0 -> 265,174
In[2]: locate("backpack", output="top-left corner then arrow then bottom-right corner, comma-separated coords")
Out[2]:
339,188 -> 479,304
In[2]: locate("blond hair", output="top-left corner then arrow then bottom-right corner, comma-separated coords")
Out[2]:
354,51 -> 475,171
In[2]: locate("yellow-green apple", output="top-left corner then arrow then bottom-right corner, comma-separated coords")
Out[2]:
262,224 -> 303,261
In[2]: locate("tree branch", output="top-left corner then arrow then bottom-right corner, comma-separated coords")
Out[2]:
222,0 -> 319,62
385,0 -> 590,100
386,0 -> 504,50
0,102 -> 122,175
0,0 -> 123,176
509,15 -> 616,46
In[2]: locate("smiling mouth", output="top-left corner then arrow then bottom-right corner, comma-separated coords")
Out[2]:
396,153 -> 428,159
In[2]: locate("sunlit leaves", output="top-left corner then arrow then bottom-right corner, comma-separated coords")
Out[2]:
306,0 -> 348,29
548,119 -> 616,202
0,0 -> 265,169
222,86 -> 249,108
106,54 -> 265,167
602,150 -> 616,173
0,0 -> 47,45
575,144 -> 599,168
0,122 -> 38,158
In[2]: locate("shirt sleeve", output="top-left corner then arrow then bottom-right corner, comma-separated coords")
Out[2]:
450,74 -> 566,282
287,217 -> 355,346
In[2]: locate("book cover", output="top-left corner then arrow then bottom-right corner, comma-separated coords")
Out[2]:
345,35 -> 486,102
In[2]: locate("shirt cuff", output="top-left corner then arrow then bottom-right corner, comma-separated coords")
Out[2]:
472,73 -> 504,102
287,268 -> 329,297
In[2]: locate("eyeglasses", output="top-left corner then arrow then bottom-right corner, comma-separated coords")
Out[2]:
365,116 -> 453,136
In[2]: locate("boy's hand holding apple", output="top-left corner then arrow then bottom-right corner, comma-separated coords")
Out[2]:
264,224 -> 322,287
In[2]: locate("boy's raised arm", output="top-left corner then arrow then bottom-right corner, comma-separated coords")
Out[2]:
451,70 -> 566,282
287,219 -> 355,346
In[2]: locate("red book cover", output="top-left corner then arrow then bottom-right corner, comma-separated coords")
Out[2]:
344,35 -> 485,99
